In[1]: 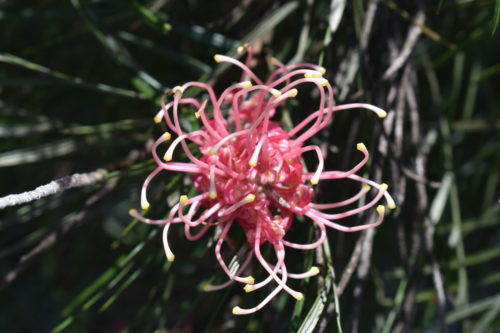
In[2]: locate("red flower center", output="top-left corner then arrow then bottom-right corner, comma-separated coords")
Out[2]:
193,117 -> 313,245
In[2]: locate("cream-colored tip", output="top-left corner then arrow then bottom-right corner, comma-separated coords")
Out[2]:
243,284 -> 253,293
153,113 -> 163,124
180,195 -> 189,205
316,66 -> 326,75
379,183 -> 389,192
245,194 -> 256,203
376,205 -> 385,215
309,266 -> 320,276
294,292 -> 304,301
202,282 -> 211,291
271,89 -> 282,98
243,275 -> 255,285
318,78 -> 329,87
232,306 -> 244,315
240,80 -> 252,89
310,176 -> 319,185
248,160 -> 257,167
362,184 -> 371,192
378,110 -> 387,118
163,153 -> 172,162
167,254 -> 175,262
304,70 -> 322,78
194,111 -> 200,119
388,203 -> 397,210
237,45 -> 245,54
172,85 -> 183,97
141,191 -> 150,210
289,88 -> 298,97
163,132 -> 172,141
356,142 -> 367,152
209,192 -> 218,200
214,54 -> 223,63
128,208 -> 138,216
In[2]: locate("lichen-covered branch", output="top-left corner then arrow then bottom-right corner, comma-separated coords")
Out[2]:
0,169 -> 107,210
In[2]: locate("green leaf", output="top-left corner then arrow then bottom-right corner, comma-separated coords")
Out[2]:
0,53 -> 145,98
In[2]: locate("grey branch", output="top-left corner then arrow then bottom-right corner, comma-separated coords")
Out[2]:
1,178 -> 118,289
0,169 -> 107,210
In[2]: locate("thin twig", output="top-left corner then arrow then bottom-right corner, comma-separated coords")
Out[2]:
350,227 -> 377,333
337,232 -> 366,296
379,0 -> 456,50
0,179 -> 117,289
382,8 -> 425,81
391,64 -> 421,333
0,169 -> 107,210
409,76 -> 448,331
360,0 -> 379,51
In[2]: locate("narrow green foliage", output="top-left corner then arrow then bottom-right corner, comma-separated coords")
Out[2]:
0,1 -> 498,332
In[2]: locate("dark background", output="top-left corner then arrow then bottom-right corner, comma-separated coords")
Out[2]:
1,0 -> 499,332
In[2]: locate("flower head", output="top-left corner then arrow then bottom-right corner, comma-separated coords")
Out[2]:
131,46 -> 395,315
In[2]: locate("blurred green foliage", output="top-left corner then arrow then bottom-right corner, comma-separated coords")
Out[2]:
0,0 -> 499,332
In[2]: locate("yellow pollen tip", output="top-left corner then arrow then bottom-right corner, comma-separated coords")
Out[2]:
268,56 -> 279,66
232,306 -> 243,315
304,71 -> 322,78
141,202 -> 150,210
246,275 -> 255,285
153,115 -> 162,123
356,142 -> 367,151
248,160 -> 257,167
202,282 -> 211,291
240,81 -> 252,89
362,184 -> 371,192
243,284 -> 253,293
214,54 -> 223,63
167,254 -> 175,262
295,292 -> 304,301
289,88 -> 298,97
245,194 -> 256,203
271,89 -> 282,98
180,195 -> 189,205
172,86 -> 183,97
377,205 -> 385,215
378,110 -> 388,118
163,153 -> 172,162
310,176 -> 319,185
128,209 -> 137,216
379,183 -> 389,191
388,203 -> 397,210
209,192 -> 217,200
310,266 -> 320,276
194,111 -> 200,119
317,78 -> 328,87
317,66 -> 326,75
237,46 -> 245,54
163,132 -> 172,141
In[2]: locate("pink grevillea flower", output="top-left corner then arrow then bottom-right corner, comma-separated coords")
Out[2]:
130,46 -> 396,315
